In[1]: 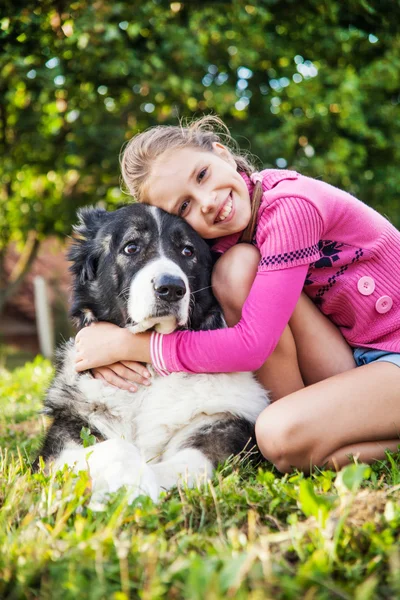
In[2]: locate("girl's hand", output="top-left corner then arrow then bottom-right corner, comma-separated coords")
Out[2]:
75,322 -> 136,371
92,361 -> 152,393
75,321 -> 152,372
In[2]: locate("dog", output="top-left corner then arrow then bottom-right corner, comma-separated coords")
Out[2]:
34,204 -> 269,504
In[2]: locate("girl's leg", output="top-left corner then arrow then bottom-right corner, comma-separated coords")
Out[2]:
255,361 -> 400,473
289,293 -> 356,385
325,439 -> 400,471
256,326 -> 304,402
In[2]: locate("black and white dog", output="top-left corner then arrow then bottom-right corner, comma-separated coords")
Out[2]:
35,204 -> 269,505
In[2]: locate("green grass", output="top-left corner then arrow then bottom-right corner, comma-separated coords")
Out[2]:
1,358 -> 400,599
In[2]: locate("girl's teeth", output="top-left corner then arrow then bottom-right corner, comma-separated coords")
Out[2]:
218,199 -> 232,222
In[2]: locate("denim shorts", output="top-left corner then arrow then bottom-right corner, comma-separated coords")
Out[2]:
353,347 -> 400,368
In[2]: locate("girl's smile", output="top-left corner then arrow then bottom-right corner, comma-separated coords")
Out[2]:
215,193 -> 234,223
144,143 -> 252,239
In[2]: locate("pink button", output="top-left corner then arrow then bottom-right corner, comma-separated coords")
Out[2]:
357,276 -> 375,296
375,295 -> 393,314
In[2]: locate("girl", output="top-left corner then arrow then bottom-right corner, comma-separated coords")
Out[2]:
75,115 -> 400,474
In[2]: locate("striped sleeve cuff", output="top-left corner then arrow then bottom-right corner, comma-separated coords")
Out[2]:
150,332 -> 171,376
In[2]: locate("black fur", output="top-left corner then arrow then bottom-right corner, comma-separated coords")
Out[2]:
33,410 -> 103,470
33,378 -> 105,470
183,418 -> 260,467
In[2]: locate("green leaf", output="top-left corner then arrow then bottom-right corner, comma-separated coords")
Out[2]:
80,426 -> 96,448
336,463 -> 371,493
298,479 -> 334,522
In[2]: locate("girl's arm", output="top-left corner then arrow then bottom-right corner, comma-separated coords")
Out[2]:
75,264 -> 307,374
152,264 -> 308,374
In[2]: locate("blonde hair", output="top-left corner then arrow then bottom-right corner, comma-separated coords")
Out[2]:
120,115 -> 263,243
120,115 -> 256,200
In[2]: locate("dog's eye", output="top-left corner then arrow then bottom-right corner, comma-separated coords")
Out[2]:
124,242 -> 140,255
182,246 -> 194,257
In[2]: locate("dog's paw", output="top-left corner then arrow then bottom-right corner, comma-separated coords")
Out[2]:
89,464 -> 159,510
86,439 -> 159,509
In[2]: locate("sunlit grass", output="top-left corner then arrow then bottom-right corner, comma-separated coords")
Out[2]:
1,358 -> 399,599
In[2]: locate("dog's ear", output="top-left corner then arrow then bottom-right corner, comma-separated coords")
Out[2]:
68,207 -> 108,284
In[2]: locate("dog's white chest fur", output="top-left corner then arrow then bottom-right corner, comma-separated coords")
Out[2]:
62,342 -> 268,463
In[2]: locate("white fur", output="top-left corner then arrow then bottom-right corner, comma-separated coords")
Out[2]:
56,439 -> 160,508
55,343 -> 269,504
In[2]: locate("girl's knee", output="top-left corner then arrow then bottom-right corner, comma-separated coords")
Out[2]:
255,406 -> 315,473
255,409 -> 293,472
212,244 -> 260,309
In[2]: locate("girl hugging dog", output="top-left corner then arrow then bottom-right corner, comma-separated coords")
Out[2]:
75,115 -> 400,474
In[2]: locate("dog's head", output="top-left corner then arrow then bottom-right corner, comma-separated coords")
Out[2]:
68,204 -> 224,333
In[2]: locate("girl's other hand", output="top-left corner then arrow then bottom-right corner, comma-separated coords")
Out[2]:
75,321 -> 152,372
75,322 -> 133,371
92,361 -> 152,393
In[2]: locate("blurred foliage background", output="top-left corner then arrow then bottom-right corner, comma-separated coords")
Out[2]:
1,0 -> 400,311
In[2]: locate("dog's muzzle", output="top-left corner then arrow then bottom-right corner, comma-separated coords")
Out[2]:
126,258 -> 190,334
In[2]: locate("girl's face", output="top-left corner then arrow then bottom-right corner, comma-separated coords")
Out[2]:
143,143 -> 252,239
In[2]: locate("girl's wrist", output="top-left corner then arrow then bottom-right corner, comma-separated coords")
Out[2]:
124,330 -> 152,364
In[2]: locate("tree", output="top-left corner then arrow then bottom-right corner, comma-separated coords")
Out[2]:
1,0 -> 400,312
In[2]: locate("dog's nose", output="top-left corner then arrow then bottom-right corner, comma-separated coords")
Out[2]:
153,274 -> 186,302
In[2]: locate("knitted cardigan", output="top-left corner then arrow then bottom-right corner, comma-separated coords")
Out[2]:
150,170 -> 400,375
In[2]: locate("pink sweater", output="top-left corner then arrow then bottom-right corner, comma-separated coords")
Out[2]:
151,169 -> 400,375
